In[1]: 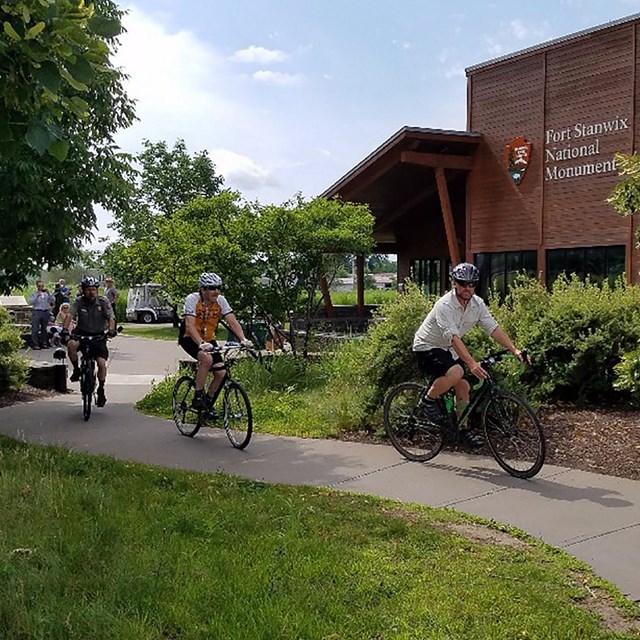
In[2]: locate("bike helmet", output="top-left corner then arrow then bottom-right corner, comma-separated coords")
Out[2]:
451,262 -> 480,283
198,272 -> 223,288
81,276 -> 100,289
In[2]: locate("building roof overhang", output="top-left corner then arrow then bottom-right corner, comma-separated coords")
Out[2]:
321,126 -> 481,247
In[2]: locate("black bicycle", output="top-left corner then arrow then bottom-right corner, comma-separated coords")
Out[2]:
172,343 -> 253,449
384,350 -> 546,478
74,329 -> 121,422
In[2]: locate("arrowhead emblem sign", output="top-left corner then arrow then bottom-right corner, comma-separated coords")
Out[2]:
504,136 -> 532,185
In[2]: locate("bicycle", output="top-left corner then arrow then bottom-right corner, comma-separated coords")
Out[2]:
172,343 -> 253,449
73,328 -> 121,422
383,350 -> 546,478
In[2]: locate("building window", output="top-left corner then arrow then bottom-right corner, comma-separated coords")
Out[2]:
410,258 -> 451,296
475,251 -> 537,299
546,245 -> 625,287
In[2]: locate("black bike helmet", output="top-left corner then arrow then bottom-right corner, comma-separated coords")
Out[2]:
81,276 -> 100,289
451,262 -> 480,283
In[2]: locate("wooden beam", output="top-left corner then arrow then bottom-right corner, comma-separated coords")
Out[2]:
338,150 -> 402,201
320,276 -> 335,317
356,254 -> 365,317
435,167 -> 461,265
376,182 -> 439,230
401,150 -> 473,171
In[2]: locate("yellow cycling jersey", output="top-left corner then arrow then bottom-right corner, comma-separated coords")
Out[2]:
182,292 -> 232,342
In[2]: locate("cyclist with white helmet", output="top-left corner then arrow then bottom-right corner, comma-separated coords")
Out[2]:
179,272 -> 252,411
62,276 -> 117,407
412,262 -> 529,448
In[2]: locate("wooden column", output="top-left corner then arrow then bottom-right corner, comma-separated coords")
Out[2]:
320,276 -> 335,317
435,167 -> 461,266
356,254 -> 365,316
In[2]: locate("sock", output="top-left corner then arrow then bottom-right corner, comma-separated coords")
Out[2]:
424,395 -> 436,403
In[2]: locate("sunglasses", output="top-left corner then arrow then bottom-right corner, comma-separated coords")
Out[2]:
454,280 -> 476,288
203,285 -> 221,291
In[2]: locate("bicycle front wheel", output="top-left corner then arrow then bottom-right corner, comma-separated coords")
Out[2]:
81,364 -> 94,422
384,382 -> 445,462
172,376 -> 201,437
223,381 -> 252,449
483,391 -> 546,478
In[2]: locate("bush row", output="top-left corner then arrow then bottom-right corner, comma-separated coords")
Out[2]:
329,277 -> 640,413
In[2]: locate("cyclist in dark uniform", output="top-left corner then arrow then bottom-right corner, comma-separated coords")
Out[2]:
62,277 -> 117,407
179,272 -> 252,410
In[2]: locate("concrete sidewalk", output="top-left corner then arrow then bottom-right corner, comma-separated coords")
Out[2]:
2,334 -> 639,603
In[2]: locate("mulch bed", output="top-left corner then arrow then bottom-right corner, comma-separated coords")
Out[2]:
539,406 -> 640,481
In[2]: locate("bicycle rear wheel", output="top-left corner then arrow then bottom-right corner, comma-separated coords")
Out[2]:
483,391 -> 546,478
384,382 -> 445,461
81,363 -> 94,422
172,376 -> 201,437
223,381 -> 252,449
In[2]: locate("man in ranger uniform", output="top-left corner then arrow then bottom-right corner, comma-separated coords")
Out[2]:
179,272 -> 252,410
63,276 -> 117,407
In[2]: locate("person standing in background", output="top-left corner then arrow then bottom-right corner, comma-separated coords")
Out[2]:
29,279 -> 54,349
104,277 -> 119,309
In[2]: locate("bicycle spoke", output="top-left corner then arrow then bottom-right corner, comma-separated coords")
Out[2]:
224,382 -> 252,449
172,376 -> 201,437
384,382 -> 444,461
483,392 -> 546,478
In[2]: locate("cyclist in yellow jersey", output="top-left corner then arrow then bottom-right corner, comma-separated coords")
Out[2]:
179,272 -> 252,410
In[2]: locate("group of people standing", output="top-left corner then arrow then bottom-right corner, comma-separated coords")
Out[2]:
28,276 -> 119,350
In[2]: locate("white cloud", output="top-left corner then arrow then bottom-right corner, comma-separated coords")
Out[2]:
209,149 -> 278,190
510,19 -> 528,39
252,70 -> 304,86
231,45 -> 287,64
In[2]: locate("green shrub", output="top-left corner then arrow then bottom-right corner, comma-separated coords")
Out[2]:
489,275 -> 640,403
0,307 -> 28,391
613,347 -> 640,405
329,282 -> 432,413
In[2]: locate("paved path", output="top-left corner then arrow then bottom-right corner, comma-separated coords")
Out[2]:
2,335 -> 639,603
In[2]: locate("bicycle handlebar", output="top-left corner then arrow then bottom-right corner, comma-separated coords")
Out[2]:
480,349 -> 528,369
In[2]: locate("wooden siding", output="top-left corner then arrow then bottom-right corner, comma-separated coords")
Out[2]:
468,21 -> 640,281
468,54 -> 545,253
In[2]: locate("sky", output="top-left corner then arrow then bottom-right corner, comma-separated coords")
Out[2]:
93,0 -> 640,243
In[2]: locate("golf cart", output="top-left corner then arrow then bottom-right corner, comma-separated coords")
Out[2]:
126,284 -> 173,324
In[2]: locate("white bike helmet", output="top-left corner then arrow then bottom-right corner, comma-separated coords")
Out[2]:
198,272 -> 223,288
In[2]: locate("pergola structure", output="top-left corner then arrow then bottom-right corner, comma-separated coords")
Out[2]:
321,126 -> 481,315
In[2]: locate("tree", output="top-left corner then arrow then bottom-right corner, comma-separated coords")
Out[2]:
0,0 -> 136,292
108,192 -> 374,355
251,196 -> 374,354
608,153 -> 640,230
110,138 -> 224,242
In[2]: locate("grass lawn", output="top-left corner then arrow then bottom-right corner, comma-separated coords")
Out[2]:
1,435 -> 637,639
120,323 -> 179,341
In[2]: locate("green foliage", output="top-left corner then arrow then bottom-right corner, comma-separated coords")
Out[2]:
487,275 -> 640,403
250,196 -> 374,353
607,152 -> 640,217
2,436 -> 635,639
104,191 -> 375,358
328,282 -> 432,413
613,348 -> 640,406
0,0 -> 136,292
0,307 -> 28,391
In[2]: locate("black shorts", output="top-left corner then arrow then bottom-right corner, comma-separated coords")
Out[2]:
76,335 -> 109,361
415,348 -> 461,378
178,336 -> 224,368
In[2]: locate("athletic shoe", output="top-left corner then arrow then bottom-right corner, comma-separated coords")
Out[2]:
415,400 -> 445,425
461,430 -> 484,450
96,388 -> 106,407
70,368 -> 81,382
191,393 -> 208,412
